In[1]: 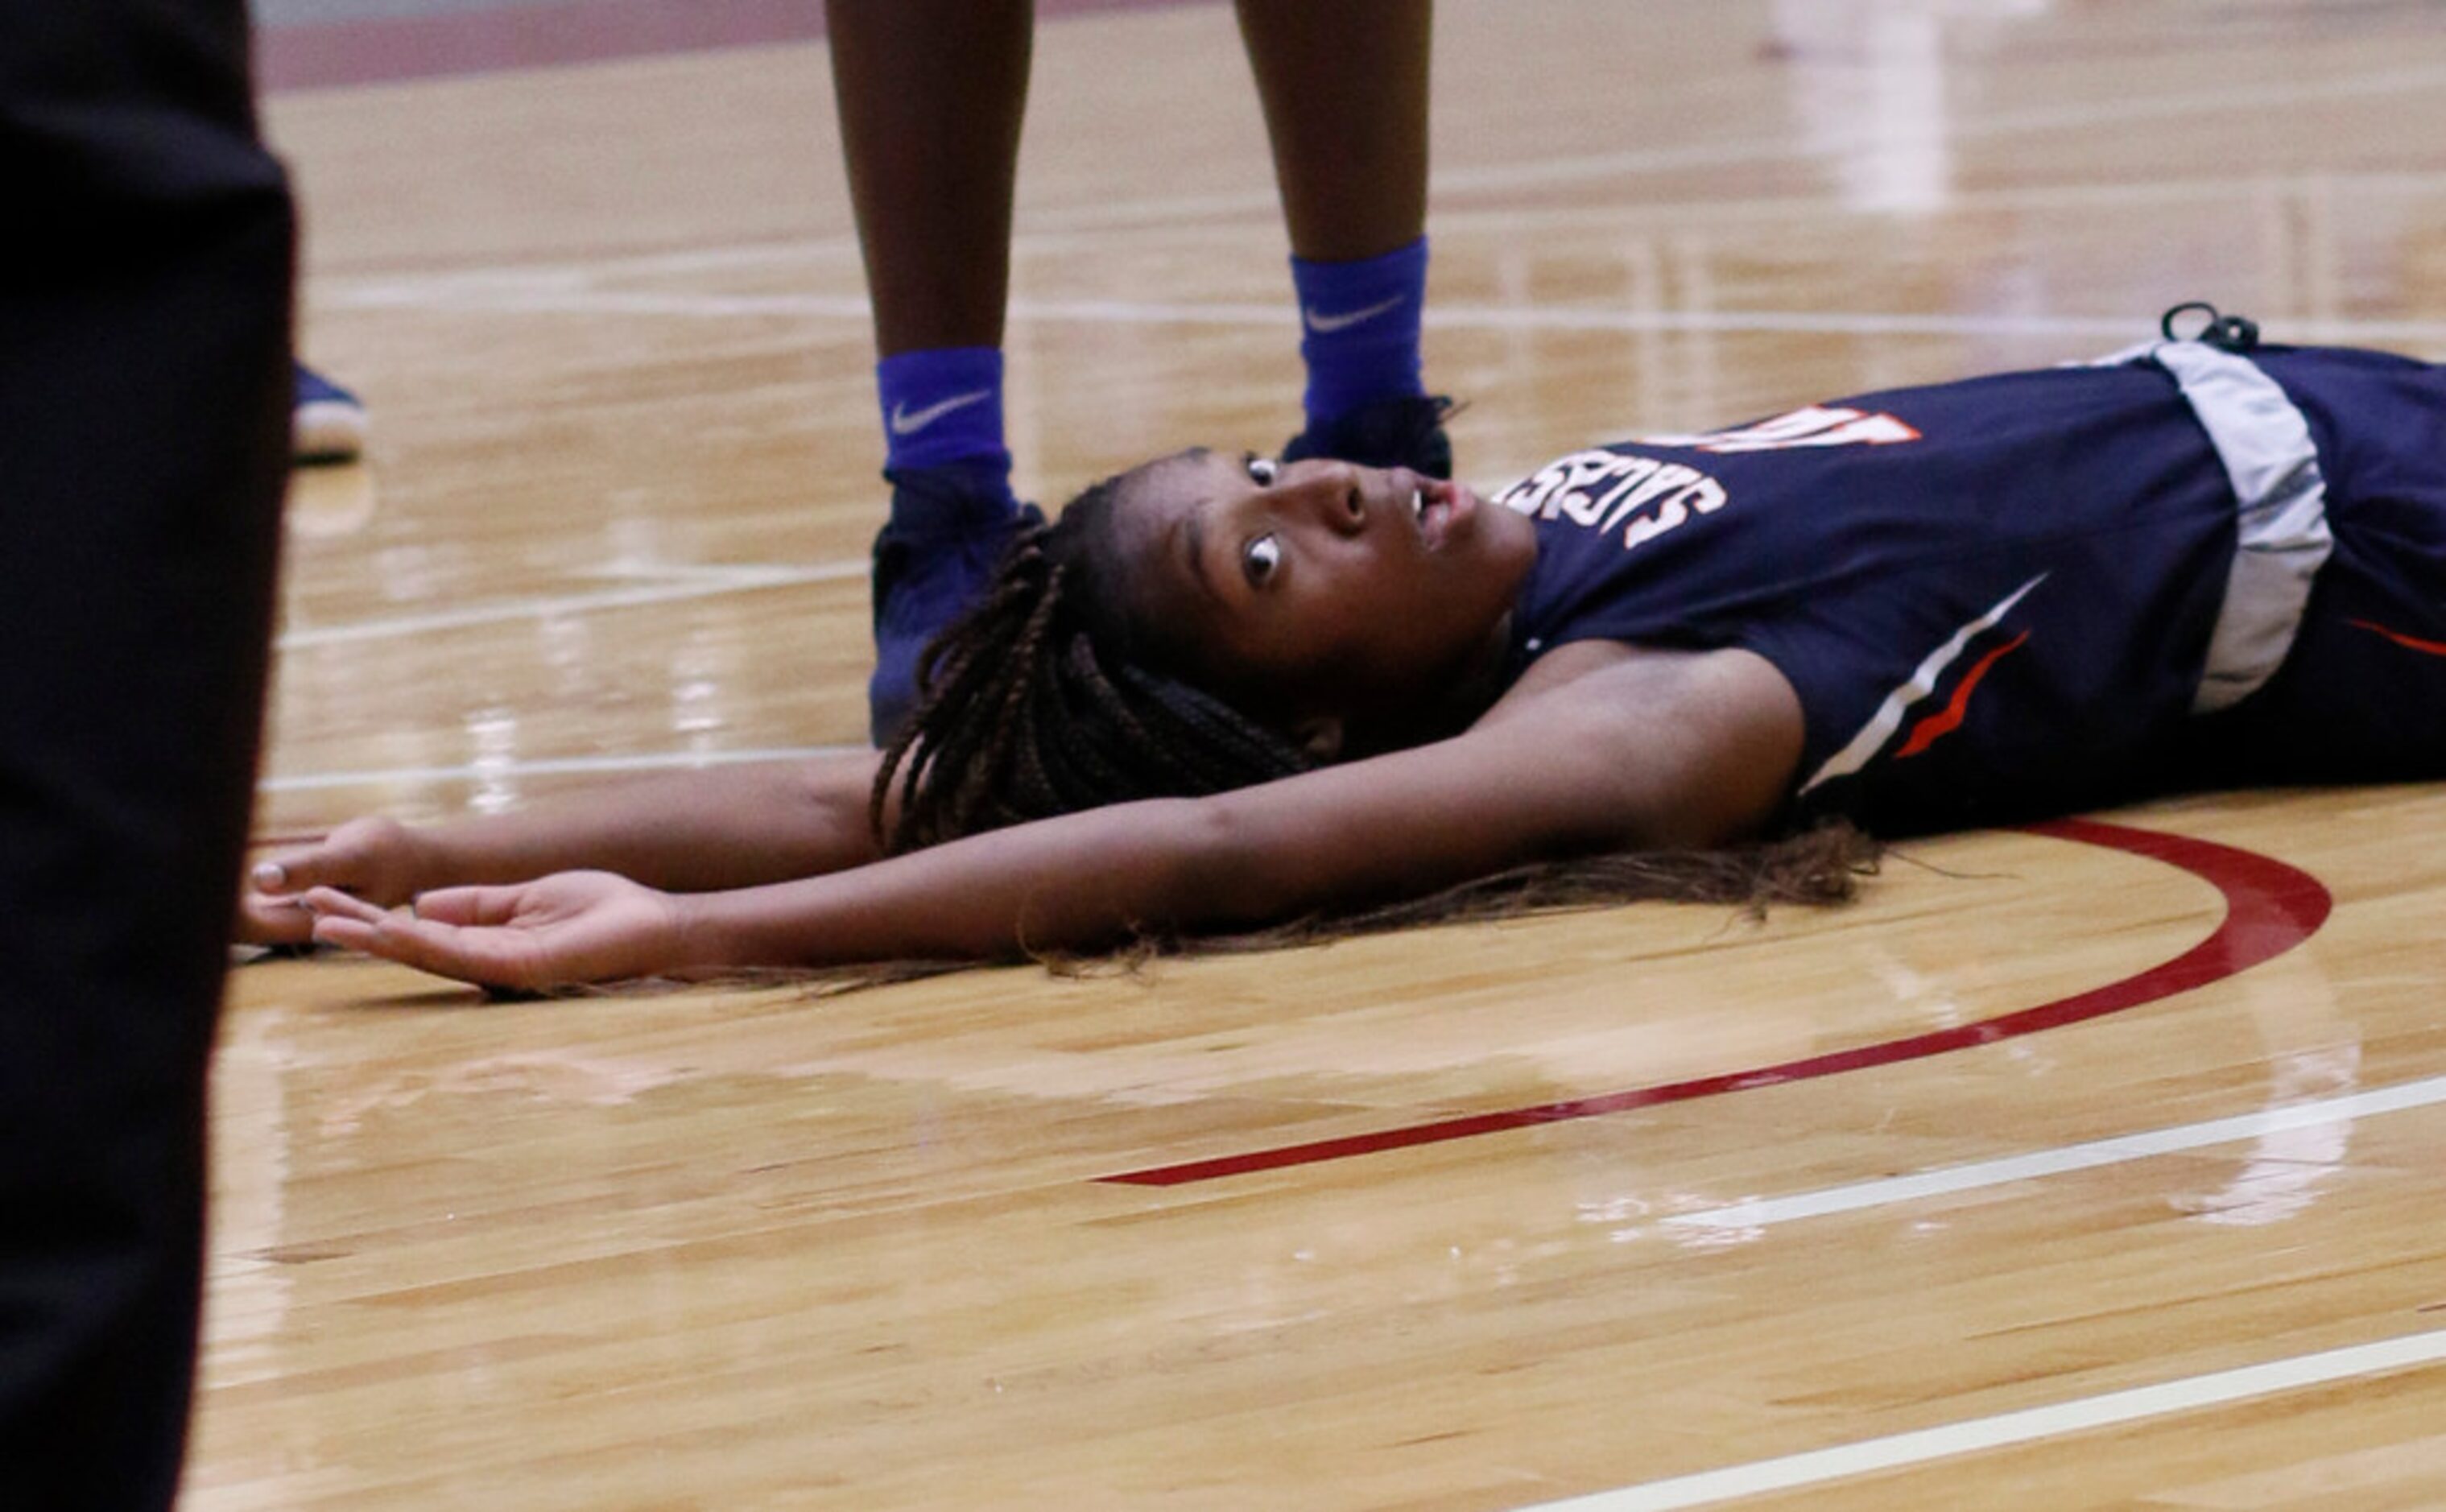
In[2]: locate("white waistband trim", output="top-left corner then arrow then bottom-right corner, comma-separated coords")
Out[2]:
2101,340 -> 2334,714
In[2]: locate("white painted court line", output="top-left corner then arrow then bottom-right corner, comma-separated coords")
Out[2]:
310,57 -> 2446,327
275,561 -> 865,651
327,285 -> 880,320
1519,1328 -> 2446,1511
311,167 -> 2446,315
1423,170 -> 2446,234
258,743 -> 865,794
1002,60 -> 2446,234
1433,62 -> 2446,200
312,260 -> 2446,354
305,279 -> 2446,349
1665,1073 -> 2446,1232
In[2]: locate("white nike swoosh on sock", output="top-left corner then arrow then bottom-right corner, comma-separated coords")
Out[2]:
1303,295 -> 1408,334
889,388 -> 993,436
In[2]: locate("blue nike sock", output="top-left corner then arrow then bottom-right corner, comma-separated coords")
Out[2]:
1292,237 -> 1429,429
876,346 -> 1017,510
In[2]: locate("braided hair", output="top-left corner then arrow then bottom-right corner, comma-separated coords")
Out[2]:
870,473 -> 1316,853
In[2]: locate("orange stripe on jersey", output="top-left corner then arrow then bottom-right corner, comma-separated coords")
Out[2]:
2350,618 -> 2446,658
1897,631 -> 2031,759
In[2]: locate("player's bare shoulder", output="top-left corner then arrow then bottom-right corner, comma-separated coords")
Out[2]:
1477,641 -> 1805,847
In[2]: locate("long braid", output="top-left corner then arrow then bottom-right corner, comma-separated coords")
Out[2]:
1110,659 -> 1305,793
1030,640 -> 1148,816
872,474 -> 1316,853
944,560 -> 1064,834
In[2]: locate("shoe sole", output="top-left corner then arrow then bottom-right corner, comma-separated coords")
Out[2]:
294,400 -> 368,465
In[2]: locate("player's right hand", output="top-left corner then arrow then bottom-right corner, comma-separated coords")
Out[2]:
237,816 -> 430,946
300,871 -> 687,991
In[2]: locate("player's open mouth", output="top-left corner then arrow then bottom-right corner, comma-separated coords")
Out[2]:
1411,478 -> 1474,551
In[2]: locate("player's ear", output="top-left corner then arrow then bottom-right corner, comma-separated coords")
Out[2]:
1288,714 -> 1344,763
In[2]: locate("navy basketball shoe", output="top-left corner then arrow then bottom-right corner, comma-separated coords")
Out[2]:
1282,394 -> 1456,479
867,468 -> 1043,745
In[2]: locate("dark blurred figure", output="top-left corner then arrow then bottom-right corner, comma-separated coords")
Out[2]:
0,2 -> 293,1504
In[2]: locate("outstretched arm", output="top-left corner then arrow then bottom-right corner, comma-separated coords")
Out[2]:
304,647 -> 1804,988
240,748 -> 886,944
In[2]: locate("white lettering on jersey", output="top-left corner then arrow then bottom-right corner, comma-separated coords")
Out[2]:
1497,450 -> 1728,555
1497,409 -> 1916,556
1635,405 -> 1921,453
1502,451 -> 1622,523
1622,477 -> 1729,551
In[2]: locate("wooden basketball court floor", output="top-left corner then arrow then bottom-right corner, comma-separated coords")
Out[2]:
200,1 -> 2446,1505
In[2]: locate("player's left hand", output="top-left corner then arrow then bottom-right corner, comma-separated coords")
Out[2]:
300,870 -> 689,991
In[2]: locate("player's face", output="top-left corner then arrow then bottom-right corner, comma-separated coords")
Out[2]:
1103,448 -> 1538,731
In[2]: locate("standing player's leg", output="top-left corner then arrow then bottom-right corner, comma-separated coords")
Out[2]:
0,0 -> 294,1502
825,0 -> 1040,742
1235,0 -> 1450,477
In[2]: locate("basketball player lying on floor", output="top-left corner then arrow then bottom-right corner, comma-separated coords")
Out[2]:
241,321 -> 2446,990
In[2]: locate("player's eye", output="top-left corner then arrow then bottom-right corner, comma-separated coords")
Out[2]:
1246,454 -> 1280,485
1242,533 -> 1283,586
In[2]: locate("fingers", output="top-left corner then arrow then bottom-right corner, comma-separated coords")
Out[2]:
234,890 -> 318,946
299,886 -> 388,924
300,886 -> 541,991
310,915 -> 481,985
250,843 -> 334,896
408,884 -> 532,927
300,882 -> 532,930
240,845 -> 347,944
250,816 -> 413,900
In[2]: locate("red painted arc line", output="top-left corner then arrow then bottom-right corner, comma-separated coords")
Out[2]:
1098,817 -> 2334,1188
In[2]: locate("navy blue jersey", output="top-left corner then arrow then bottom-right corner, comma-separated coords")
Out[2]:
1495,345 -> 2446,834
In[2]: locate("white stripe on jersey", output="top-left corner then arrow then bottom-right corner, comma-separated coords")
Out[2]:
2154,344 -> 2335,713
1796,574 -> 2048,798
2088,338 -> 2335,713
